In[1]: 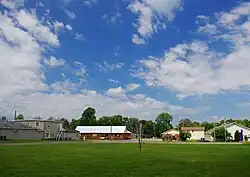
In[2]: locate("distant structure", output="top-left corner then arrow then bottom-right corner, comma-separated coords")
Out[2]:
14,110 -> 17,120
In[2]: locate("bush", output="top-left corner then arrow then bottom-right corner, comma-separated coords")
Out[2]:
244,135 -> 248,142
180,131 -> 191,141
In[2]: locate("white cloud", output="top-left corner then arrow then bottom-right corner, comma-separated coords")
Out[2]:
75,33 -> 85,41
133,2 -> 250,98
96,61 -> 124,72
1,0 -> 24,10
54,21 -> 65,33
65,24 -> 72,31
44,56 -> 65,68
132,34 -> 146,44
15,9 -> 60,47
106,87 -> 127,98
0,6 -> 59,98
0,91 -> 199,120
108,79 -> 120,84
0,0 -> 205,120
83,0 -> 97,7
128,0 -> 182,43
126,83 -> 140,91
62,8 -> 76,19
102,12 -> 122,24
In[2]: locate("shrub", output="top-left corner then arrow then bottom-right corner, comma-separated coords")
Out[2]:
244,135 -> 248,142
180,131 -> 191,141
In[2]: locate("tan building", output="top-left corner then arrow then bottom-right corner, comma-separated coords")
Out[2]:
180,127 -> 205,140
161,129 -> 180,141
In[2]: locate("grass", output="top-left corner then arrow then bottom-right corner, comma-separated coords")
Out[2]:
1,143 -> 250,177
0,140 -> 46,143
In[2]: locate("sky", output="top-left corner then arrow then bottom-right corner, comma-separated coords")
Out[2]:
0,0 -> 250,122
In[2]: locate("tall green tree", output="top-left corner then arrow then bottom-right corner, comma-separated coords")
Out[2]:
201,122 -> 214,131
79,107 -> 97,126
155,113 -> 173,137
16,114 -> 24,120
126,118 -> 139,133
211,127 -> 231,142
70,119 -> 80,129
142,120 -> 155,138
60,118 -> 70,129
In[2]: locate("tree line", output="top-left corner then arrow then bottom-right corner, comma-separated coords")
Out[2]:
2,107 -> 250,139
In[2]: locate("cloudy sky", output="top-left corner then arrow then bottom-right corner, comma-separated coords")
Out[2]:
0,0 -> 250,122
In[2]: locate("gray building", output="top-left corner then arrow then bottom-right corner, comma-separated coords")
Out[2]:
0,120 -> 43,140
15,119 -> 64,140
15,119 -> 79,140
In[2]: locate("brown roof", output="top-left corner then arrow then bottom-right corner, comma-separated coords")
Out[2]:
180,127 -> 205,131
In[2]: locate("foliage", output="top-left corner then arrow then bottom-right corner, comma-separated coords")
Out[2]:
244,135 -> 248,142
60,118 -> 70,129
142,120 -> 155,138
1,116 -> 7,121
79,107 -> 97,126
180,131 -> 191,141
155,113 -> 173,137
201,122 -> 215,132
16,114 -> 24,120
211,127 -> 231,142
178,118 -> 193,127
234,130 -> 241,142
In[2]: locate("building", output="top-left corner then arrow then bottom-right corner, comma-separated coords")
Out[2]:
75,126 -> 132,140
161,129 -> 180,141
15,119 -> 79,140
205,122 -> 250,141
0,120 -> 43,140
180,127 -> 205,140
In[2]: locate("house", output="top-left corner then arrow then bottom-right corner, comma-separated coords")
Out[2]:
205,122 -> 250,141
0,119 -> 44,140
180,127 -> 205,140
161,129 -> 180,141
75,126 -> 132,140
15,119 -> 79,140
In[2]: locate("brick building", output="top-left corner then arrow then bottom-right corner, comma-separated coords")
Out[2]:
75,126 -> 131,140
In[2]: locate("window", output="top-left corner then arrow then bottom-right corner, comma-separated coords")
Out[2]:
45,132 -> 50,138
36,122 -> 39,126
192,130 -> 194,132
92,134 -> 97,137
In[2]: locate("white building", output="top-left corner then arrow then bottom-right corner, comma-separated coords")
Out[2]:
205,122 -> 250,141
181,127 -> 205,140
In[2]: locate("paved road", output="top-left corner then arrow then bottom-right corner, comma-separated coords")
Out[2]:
0,140 -> 244,146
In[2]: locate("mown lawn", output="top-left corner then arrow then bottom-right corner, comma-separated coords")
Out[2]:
1,143 -> 250,177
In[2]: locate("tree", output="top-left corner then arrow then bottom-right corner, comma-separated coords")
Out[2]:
70,119 -> 80,129
201,122 -> 214,131
1,116 -> 7,121
155,113 -> 173,137
142,120 -> 155,138
178,118 -> 192,127
79,107 -> 97,126
16,114 -> 24,120
211,127 -> 231,142
179,131 -> 191,141
60,118 -> 70,129
234,130 -> 241,142
126,118 -> 139,134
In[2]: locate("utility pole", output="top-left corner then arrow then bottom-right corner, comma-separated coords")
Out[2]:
138,121 -> 142,152
214,120 -> 216,142
224,118 -> 227,143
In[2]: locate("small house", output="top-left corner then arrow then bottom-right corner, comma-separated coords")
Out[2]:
180,127 -> 205,140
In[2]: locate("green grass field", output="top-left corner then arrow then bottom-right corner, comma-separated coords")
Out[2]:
1,143 -> 250,177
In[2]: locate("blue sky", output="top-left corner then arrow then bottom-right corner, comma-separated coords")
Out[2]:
1,0 -> 250,122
